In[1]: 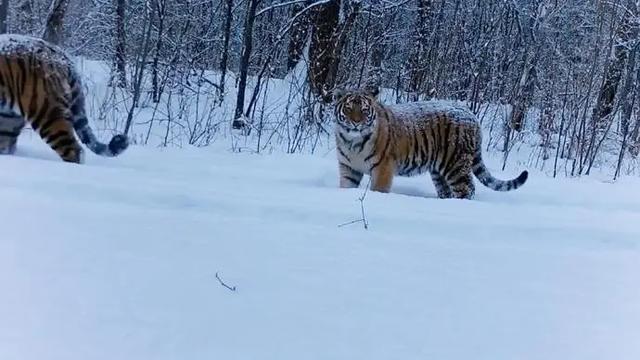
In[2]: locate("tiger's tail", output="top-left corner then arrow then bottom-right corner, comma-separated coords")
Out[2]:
471,150 -> 528,191
68,75 -> 128,157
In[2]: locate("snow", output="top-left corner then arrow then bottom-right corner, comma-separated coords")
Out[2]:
1,134 -> 639,360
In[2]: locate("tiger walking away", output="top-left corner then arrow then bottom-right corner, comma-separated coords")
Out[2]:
330,86 -> 528,199
0,34 -> 128,163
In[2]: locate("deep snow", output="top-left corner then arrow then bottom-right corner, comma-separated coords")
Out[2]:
1,134 -> 639,360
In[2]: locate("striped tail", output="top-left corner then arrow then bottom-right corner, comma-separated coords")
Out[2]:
472,152 -> 528,192
68,74 -> 129,157
73,117 -> 129,157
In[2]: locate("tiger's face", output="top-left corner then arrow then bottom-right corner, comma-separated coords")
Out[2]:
333,87 -> 379,134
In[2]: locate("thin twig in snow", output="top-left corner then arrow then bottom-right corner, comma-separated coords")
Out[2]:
215,272 -> 237,292
338,178 -> 371,230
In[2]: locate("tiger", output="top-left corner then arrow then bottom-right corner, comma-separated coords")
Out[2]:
330,86 -> 528,199
0,34 -> 128,163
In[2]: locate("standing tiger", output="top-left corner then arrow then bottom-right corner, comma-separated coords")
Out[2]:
0,34 -> 128,163
331,86 -> 528,199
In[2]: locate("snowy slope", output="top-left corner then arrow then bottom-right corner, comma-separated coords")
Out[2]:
1,136 -> 639,360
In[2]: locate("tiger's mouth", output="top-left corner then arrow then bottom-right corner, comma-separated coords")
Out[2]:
343,122 -> 366,131
338,119 -> 373,134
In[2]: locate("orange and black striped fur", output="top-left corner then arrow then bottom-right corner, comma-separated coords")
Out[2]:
0,34 -> 128,163
332,87 -> 528,199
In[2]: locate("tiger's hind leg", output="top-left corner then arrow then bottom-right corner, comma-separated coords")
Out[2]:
0,113 -> 25,155
430,170 -> 452,199
30,110 -> 84,164
445,156 -> 475,199
448,172 -> 475,199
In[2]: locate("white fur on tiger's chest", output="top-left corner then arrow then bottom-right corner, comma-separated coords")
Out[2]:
336,130 -> 376,175
343,148 -> 370,173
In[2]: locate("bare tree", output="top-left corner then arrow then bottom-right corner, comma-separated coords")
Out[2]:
42,0 -> 70,44
219,0 -> 233,101
287,1 -> 310,71
0,0 -> 9,34
614,43 -> 639,179
150,0 -> 167,103
308,0 -> 339,97
406,0 -> 434,100
113,0 -> 127,87
581,0 -> 639,176
17,0 -> 35,34
232,0 -> 261,130
308,0 -> 360,98
591,1 -> 637,131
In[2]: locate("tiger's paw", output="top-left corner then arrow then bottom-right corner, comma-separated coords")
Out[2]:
0,138 -> 17,155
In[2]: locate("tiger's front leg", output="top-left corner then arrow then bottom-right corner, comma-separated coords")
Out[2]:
0,134 -> 17,155
370,159 -> 395,193
0,113 -> 25,155
339,161 -> 363,188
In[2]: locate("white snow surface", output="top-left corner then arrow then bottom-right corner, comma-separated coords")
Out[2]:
1,136 -> 640,360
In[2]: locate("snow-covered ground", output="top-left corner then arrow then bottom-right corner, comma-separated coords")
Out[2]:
1,135 -> 639,360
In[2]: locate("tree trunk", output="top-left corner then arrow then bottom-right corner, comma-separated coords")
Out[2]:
365,8 -> 390,90
586,0 -> 638,172
287,1 -> 310,71
407,0 -> 434,99
308,0 -> 340,97
614,44 -> 638,179
308,0 -> 360,98
591,9 -> 635,131
539,80 -> 555,160
232,0 -> 260,130
0,0 -> 9,34
510,55 -> 537,132
151,0 -> 166,103
114,0 -> 127,88
613,2 -> 640,176
16,0 -> 35,34
219,0 -> 233,101
629,52 -> 640,157
509,0 -> 545,133
42,0 -> 70,45
124,3 -> 153,135
628,114 -> 640,157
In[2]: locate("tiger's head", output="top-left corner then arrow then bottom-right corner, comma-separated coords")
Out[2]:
329,86 -> 380,134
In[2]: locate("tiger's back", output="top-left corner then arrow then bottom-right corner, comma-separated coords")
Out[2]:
333,87 -> 528,199
385,101 -> 481,178
0,34 -> 128,163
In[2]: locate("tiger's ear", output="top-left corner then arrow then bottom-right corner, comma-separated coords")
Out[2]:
363,84 -> 380,98
322,88 -> 346,104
